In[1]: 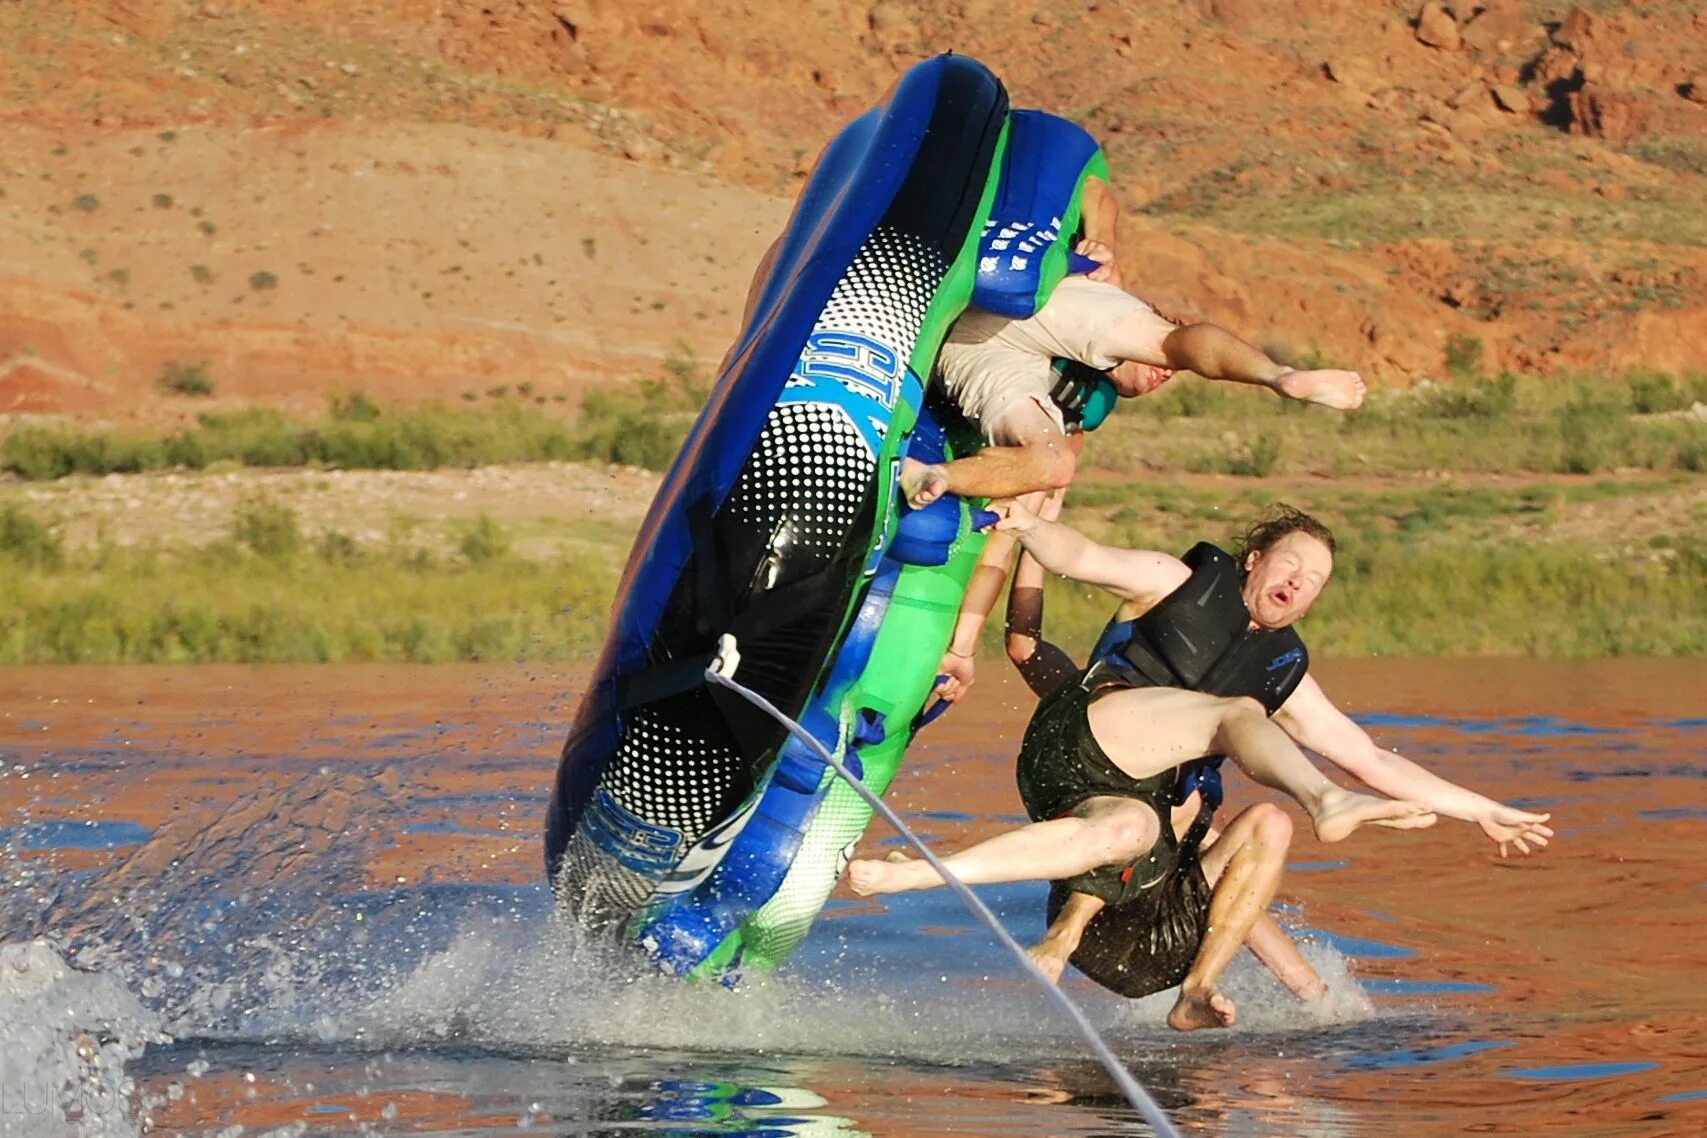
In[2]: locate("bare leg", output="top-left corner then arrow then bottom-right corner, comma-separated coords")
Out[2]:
1094,307 -> 1365,411
1245,912 -> 1328,1002
1029,891 -> 1105,983
848,796 -> 1157,896
1085,689 -> 1436,842
1167,803 -> 1293,1031
1198,825 -> 1326,1001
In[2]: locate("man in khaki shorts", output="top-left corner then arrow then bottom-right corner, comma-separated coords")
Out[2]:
906,272 -> 1371,700
901,274 -> 1368,509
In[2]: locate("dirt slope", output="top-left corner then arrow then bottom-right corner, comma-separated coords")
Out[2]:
2,1 -> 1704,423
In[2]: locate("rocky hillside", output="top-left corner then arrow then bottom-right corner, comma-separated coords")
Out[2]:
2,0 -> 1703,422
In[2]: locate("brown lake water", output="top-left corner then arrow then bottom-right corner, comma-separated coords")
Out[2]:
1,659 -> 1704,1137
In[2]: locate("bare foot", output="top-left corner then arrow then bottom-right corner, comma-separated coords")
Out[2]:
1313,788 -> 1436,843
847,851 -> 933,896
1167,986 -> 1237,1031
1276,368 -> 1367,411
899,458 -> 949,509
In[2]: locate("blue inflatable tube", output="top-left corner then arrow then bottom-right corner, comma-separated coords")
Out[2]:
545,56 -> 1009,942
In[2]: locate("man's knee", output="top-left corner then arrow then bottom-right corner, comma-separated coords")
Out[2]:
1243,802 -> 1294,849
1078,804 -> 1159,862
1217,694 -> 1268,724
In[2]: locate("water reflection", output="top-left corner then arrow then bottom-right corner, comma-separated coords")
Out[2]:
135,1047 -> 872,1136
1343,1039 -> 1514,1070
0,818 -> 152,849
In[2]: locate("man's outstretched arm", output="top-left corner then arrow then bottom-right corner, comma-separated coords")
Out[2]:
1275,677 -> 1554,855
994,498 -> 1188,603
930,529 -> 1016,703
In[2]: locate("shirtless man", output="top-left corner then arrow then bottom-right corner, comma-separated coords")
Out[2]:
850,503 -> 1554,1030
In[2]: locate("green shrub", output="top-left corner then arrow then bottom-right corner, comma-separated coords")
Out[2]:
1138,379 -> 1230,419
1626,369 -> 1691,414
232,495 -> 302,561
159,359 -> 214,397
0,505 -> 63,569
2,429 -> 78,480
249,270 -> 279,290
569,342 -> 710,469
317,530 -> 361,565
1444,334 -> 1485,382
1229,432 -> 1282,477
573,406 -> 690,470
1556,397 -> 1630,474
329,390 -> 382,422
458,514 -> 510,563
202,407 -> 311,465
1418,371 -> 1517,419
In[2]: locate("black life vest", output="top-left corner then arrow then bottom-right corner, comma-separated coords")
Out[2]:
1090,541 -> 1310,816
1087,542 -> 1310,714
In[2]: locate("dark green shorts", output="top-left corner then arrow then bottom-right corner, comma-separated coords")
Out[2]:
1016,677 -> 1186,905
1047,858 -> 1212,999
1019,675 -> 1215,997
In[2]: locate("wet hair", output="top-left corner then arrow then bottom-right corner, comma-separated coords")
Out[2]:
1234,504 -> 1336,567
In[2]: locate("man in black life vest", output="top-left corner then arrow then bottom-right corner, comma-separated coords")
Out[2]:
849,501 -> 1554,1031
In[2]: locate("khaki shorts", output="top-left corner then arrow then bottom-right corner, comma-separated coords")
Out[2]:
937,277 -> 1153,442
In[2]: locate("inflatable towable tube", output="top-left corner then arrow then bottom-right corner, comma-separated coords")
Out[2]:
545,56 -> 1109,979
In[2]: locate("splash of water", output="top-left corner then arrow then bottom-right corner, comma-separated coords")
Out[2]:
2,752 -> 1377,1133
0,940 -> 164,1137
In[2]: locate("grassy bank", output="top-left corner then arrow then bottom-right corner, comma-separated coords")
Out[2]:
0,501 -> 619,664
1,359 -> 709,481
1,470 -> 1703,662
1091,365 -> 1707,479
5,364 -> 1704,482
3,359 -> 1703,662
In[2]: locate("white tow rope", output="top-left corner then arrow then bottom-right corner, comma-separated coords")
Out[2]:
704,635 -> 1183,1138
